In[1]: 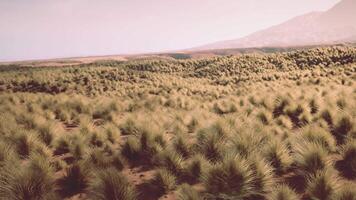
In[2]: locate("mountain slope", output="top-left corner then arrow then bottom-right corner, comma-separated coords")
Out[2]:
194,0 -> 356,50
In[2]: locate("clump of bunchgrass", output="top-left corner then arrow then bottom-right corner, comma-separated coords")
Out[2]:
103,123 -> 121,144
275,116 -> 293,130
305,169 -> 340,200
257,109 -> 273,125
196,128 -> 226,162
0,141 -> 18,166
53,135 -> 71,156
88,168 -> 137,200
336,139 -> 356,179
11,131 -> 41,158
173,135 -> 191,158
176,184 -> 202,200
300,125 -> 336,152
202,154 -> 254,199
334,183 -> 356,200
267,184 -> 299,200
332,115 -> 353,144
0,153 -> 58,200
149,168 -> 177,196
249,156 -> 275,199
57,161 -> 92,197
263,140 -> 293,174
156,149 -> 185,176
294,141 -> 330,177
119,118 -> 139,135
184,154 -> 210,183
36,122 -> 62,146
121,136 -> 141,164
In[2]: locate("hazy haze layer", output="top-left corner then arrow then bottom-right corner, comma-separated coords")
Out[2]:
0,0 -> 339,61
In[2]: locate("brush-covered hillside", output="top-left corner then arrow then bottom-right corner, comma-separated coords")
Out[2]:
0,46 -> 355,200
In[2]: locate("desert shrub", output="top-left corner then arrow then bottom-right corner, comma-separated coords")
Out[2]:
0,153 -> 58,200
336,139 -> 356,179
305,169 -> 339,200
149,168 -> 177,195
57,161 -> 92,197
267,185 -> 299,200
88,168 -> 137,200
176,184 -> 202,200
263,140 -> 292,174
202,154 -> 254,199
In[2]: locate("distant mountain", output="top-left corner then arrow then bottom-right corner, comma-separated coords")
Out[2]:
193,0 -> 356,50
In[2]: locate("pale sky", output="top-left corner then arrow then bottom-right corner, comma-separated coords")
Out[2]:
0,0 -> 340,61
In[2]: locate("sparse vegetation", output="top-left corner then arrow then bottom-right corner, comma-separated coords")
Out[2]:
0,46 -> 355,199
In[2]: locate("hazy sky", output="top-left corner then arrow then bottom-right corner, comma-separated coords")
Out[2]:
0,0 -> 340,61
